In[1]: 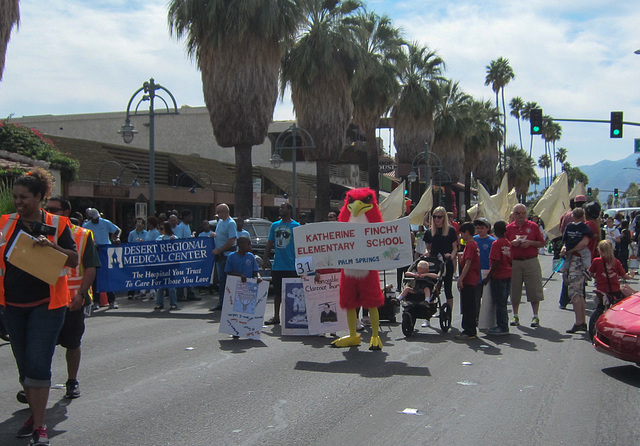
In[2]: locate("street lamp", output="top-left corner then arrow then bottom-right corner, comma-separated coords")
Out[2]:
175,171 -> 213,193
98,161 -> 140,187
408,149 -> 450,206
118,78 -> 179,215
270,124 -> 315,218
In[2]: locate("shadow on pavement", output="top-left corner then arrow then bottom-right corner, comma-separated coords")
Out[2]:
518,325 -> 570,343
601,364 -> 640,388
295,350 -> 430,378
0,398 -> 69,445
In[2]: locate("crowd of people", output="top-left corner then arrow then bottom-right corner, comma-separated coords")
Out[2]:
1,165 -> 637,445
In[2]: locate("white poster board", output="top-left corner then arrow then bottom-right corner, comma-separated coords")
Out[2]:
280,277 -> 309,335
219,276 -> 269,340
292,217 -> 413,273
302,273 -> 348,335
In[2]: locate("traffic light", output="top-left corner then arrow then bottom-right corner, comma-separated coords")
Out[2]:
530,108 -> 543,135
587,187 -> 592,196
614,188 -> 619,197
610,111 -> 623,138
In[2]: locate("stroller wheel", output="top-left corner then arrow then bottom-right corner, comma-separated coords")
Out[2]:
439,303 -> 452,333
588,306 -> 604,342
402,311 -> 414,337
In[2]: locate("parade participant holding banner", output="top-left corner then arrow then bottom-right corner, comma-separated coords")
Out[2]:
264,203 -> 300,325
155,222 -> 180,310
0,169 -> 78,445
211,204 -> 237,311
331,188 -> 385,350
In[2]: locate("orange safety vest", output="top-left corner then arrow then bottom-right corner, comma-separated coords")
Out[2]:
0,211 -> 72,309
66,224 -> 93,301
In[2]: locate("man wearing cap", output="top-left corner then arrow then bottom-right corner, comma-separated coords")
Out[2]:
558,195 -> 587,309
82,208 -> 121,309
506,204 -> 546,328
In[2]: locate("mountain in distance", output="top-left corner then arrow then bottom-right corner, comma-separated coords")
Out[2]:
577,152 -> 640,192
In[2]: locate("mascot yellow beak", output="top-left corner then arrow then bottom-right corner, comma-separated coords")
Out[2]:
347,200 -> 373,218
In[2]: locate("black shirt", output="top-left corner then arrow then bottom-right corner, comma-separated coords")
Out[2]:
4,215 -> 76,305
423,227 -> 458,257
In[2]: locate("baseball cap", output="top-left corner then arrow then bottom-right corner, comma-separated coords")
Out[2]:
574,195 -> 587,203
473,217 -> 491,228
86,208 -> 100,219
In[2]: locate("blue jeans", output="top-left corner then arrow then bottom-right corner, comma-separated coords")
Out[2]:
1,304 -> 66,387
156,288 -> 177,308
490,278 -> 511,331
216,257 -> 228,305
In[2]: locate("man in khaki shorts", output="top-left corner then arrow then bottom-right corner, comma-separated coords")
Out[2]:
505,204 -> 546,327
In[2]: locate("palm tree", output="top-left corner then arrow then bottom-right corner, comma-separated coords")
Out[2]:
392,42 -> 445,168
281,0 -> 362,220
504,144 -> 538,203
0,0 -> 19,82
347,11 -> 404,197
555,147 -> 568,170
542,120 -> 561,179
521,101 -> 539,157
484,57 -> 515,169
168,0 -> 302,217
509,96 -> 525,150
538,153 -> 551,188
562,162 -> 589,190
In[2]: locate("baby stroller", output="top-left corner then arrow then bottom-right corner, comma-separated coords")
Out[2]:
400,255 -> 452,336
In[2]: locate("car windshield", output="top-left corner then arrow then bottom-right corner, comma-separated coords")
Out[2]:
247,223 -> 270,238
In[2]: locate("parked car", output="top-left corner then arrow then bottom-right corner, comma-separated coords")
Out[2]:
593,293 -> 640,366
242,218 -> 272,261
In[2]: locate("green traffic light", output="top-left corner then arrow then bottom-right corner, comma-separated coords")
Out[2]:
533,126 -> 540,132
613,129 -> 620,136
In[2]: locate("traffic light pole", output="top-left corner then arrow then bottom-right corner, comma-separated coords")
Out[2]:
549,118 -> 640,127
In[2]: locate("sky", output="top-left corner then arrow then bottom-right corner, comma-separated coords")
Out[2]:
2,0 -> 640,173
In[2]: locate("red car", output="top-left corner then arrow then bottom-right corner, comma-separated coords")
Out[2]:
593,293 -> 640,366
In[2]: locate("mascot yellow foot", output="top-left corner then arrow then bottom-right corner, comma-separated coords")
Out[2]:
331,334 -> 361,347
369,335 -> 383,351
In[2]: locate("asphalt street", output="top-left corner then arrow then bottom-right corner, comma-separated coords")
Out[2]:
1,255 -> 639,446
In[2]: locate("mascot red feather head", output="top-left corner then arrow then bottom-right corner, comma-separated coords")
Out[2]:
338,187 -> 382,223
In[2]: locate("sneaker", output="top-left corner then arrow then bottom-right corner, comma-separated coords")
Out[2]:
421,320 -> 430,328
510,315 -> 519,326
264,317 -> 280,325
65,379 -> 81,399
169,305 -> 179,311
109,303 -> 118,309
154,305 -> 164,310
356,320 -> 364,331
488,326 -> 509,336
455,333 -> 477,340
361,316 -> 371,327
530,316 -> 540,328
16,415 -> 34,438
92,304 -> 99,311
566,323 -> 587,333
29,425 -> 49,445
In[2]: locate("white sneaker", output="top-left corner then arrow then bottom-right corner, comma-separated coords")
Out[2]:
421,320 -> 430,328
356,320 -> 364,331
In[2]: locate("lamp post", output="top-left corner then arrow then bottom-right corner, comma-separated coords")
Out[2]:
98,161 -> 140,187
270,124 -> 315,218
118,78 -> 179,216
408,149 -> 449,207
175,171 -> 213,193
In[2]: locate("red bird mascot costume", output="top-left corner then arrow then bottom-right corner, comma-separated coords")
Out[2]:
331,188 -> 385,350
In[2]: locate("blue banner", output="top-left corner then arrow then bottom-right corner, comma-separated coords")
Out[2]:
96,238 -> 214,293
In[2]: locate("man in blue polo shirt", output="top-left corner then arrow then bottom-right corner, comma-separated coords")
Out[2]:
211,203 -> 237,311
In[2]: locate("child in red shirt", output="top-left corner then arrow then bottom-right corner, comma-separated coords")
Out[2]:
482,221 -> 512,335
456,222 -> 480,340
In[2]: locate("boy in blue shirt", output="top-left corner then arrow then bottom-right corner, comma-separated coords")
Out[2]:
225,236 -> 262,284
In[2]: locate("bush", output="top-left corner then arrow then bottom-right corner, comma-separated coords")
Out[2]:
0,119 -> 79,181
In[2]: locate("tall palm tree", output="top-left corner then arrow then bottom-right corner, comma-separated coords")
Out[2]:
0,0 -> 19,82
555,147 -> 568,171
542,120 -> 561,179
484,57 -> 515,169
347,11 -> 404,197
509,96 -> 524,150
521,101 -> 539,156
432,79 -> 472,184
392,42 -> 444,168
281,0 -> 362,221
538,153 -> 551,188
504,144 -> 538,203
168,0 -> 302,217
